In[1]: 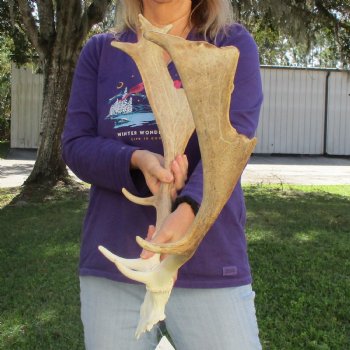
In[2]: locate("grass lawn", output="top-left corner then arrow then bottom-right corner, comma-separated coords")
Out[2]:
245,184 -> 350,350
0,186 -> 87,350
1,184 -> 349,349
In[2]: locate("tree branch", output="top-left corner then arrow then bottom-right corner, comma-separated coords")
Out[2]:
315,0 -> 350,32
17,0 -> 45,60
37,0 -> 55,45
53,0 -> 83,59
80,0 -> 112,38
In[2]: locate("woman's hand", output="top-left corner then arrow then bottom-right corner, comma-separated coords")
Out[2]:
171,154 -> 188,193
140,202 -> 195,259
131,150 -> 188,197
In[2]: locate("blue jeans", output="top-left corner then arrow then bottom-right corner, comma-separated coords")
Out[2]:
80,276 -> 262,350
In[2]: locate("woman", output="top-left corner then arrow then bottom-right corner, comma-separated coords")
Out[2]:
62,0 -> 263,349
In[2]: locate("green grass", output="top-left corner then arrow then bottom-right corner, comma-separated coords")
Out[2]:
0,184 -> 349,349
0,187 -> 88,350
0,141 -> 10,159
245,184 -> 350,350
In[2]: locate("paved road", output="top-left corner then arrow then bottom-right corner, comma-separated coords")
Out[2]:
1,149 -> 350,188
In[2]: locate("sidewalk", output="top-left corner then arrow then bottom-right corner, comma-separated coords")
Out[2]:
1,149 -> 350,188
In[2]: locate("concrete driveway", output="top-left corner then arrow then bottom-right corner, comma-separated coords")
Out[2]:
1,149 -> 350,188
243,155 -> 350,185
0,149 -> 36,188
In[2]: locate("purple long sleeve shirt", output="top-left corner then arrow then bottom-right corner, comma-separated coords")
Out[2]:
62,24 -> 263,288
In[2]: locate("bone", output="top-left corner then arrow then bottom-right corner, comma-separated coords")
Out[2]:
98,15 -> 195,337
111,14 -> 195,227
100,240 -> 181,338
98,14 -> 256,338
98,246 -> 160,271
121,188 -> 156,207
136,31 -> 257,257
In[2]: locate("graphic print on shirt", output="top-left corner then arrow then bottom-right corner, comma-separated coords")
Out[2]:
106,79 -> 183,129
105,82 -> 154,129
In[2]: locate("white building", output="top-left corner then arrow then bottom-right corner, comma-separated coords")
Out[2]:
11,65 -> 350,155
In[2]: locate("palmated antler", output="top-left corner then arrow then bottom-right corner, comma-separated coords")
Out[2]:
99,16 -> 257,339
136,31 -> 257,257
98,15 -> 195,338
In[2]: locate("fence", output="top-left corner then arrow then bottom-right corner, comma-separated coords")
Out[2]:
11,65 -> 44,149
256,67 -> 350,155
11,65 -> 350,155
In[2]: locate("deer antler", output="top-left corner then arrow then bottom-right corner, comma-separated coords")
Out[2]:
136,31 -> 257,257
112,15 -> 194,226
99,16 -> 257,338
98,15 -> 195,337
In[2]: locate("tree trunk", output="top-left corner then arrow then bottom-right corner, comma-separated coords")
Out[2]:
16,0 -> 113,190
25,51 -> 78,186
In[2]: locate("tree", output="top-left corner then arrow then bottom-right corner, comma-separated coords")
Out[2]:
0,36 -> 12,141
5,0 -> 349,189
6,0 -> 113,187
233,0 -> 350,68
1,0 -> 36,65
0,0 -> 36,140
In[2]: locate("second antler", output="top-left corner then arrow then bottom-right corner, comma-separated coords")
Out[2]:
137,31 -> 257,257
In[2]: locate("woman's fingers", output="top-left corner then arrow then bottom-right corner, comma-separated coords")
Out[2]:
178,154 -> 189,174
141,225 -> 157,259
171,154 -> 188,191
132,150 -> 188,195
146,225 -> 156,240
146,154 -> 188,195
148,163 -> 173,183
140,222 -> 171,259
140,203 -> 195,259
141,152 -> 173,194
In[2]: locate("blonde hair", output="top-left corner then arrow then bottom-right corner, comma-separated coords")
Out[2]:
114,0 -> 234,39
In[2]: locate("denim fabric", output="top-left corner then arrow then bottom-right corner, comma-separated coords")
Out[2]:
80,276 -> 261,350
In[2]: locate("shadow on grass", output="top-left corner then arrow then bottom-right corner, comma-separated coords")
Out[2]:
0,194 -> 87,349
7,180 -> 89,206
245,185 -> 350,350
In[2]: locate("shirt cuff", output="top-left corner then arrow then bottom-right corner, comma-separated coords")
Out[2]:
172,195 -> 199,215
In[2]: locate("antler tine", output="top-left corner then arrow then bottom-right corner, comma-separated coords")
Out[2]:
137,31 -> 257,257
98,245 -> 160,271
99,245 -> 186,338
